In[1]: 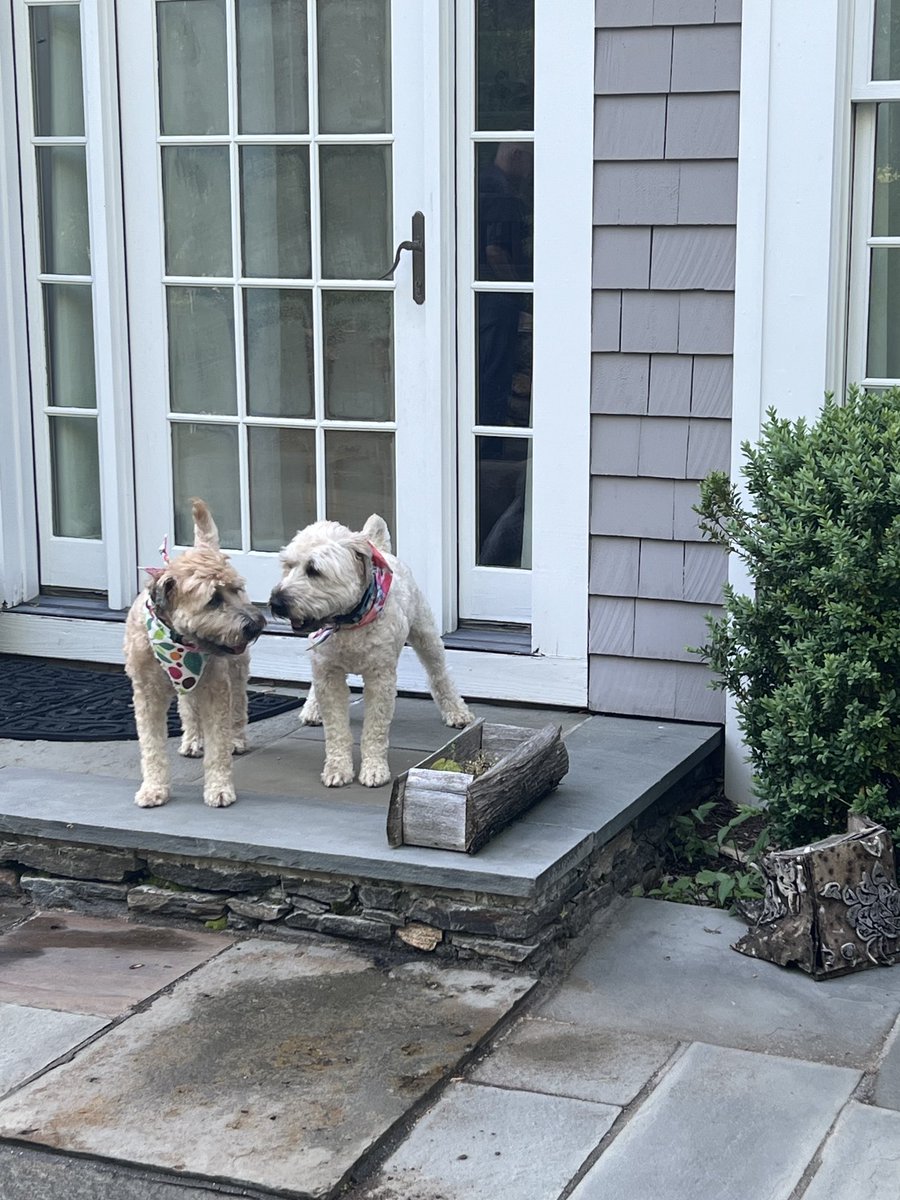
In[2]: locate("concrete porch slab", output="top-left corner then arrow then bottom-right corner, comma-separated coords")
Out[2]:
0,1004 -> 107,1098
360,1081 -> 618,1200
0,940 -> 534,1199
538,898 -> 900,1066
0,708 -> 720,899
0,912 -> 232,1017
568,1043 -> 859,1200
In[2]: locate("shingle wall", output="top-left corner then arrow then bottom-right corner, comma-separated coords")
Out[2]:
589,0 -> 740,723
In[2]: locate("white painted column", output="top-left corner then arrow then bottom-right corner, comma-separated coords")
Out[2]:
728,0 -> 851,802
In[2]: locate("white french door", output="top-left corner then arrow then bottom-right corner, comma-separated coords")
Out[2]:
2,0 -> 591,704
119,0 -> 444,606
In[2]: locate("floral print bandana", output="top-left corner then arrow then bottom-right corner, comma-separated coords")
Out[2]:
308,545 -> 393,649
144,597 -> 209,693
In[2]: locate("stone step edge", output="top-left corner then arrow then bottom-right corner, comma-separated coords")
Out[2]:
0,755 -> 720,969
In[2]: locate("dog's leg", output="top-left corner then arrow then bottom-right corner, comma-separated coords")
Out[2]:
298,682 -> 322,726
359,666 -> 397,788
315,667 -> 354,787
177,694 -> 203,757
408,611 -> 474,729
133,675 -> 174,808
199,668 -> 237,807
229,653 -> 250,754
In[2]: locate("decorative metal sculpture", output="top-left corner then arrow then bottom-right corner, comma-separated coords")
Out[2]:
733,822 -> 900,978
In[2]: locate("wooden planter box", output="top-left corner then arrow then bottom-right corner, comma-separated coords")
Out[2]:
386,719 -> 569,854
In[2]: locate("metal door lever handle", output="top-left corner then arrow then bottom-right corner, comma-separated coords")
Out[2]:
379,212 -> 425,304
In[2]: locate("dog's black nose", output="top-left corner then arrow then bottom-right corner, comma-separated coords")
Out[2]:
244,613 -> 266,638
269,594 -> 289,619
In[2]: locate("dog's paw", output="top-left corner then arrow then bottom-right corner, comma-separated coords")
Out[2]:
232,734 -> 248,755
442,703 -> 474,729
204,784 -> 236,808
135,784 -> 170,808
298,698 -> 322,726
179,734 -> 203,758
322,759 -> 354,787
359,759 -> 392,788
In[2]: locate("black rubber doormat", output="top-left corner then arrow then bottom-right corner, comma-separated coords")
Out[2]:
0,655 -> 303,742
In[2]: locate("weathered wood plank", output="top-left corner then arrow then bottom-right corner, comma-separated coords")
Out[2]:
386,721 -> 485,847
480,723 -> 535,757
400,771 -> 470,852
466,725 -> 569,854
387,722 -> 569,854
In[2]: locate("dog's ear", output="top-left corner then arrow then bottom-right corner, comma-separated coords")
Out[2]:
191,498 -> 220,551
149,573 -> 177,614
346,535 -> 374,583
361,513 -> 392,555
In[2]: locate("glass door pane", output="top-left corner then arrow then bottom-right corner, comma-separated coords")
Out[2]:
458,0 -> 535,622
19,0 -> 105,588
139,0 -> 400,599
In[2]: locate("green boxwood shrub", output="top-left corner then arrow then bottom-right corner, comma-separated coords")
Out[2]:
694,388 -> 900,846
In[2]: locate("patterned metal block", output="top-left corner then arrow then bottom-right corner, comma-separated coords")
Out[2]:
734,824 -> 900,979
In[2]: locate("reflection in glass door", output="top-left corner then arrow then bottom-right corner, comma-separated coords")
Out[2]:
127,0 -> 419,600
15,1 -> 105,588
458,0 -> 534,623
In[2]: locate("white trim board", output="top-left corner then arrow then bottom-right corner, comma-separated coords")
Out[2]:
0,612 -> 588,707
728,0 -> 850,803
0,2 -> 39,608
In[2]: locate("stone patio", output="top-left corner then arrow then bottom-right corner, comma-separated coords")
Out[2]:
0,692 -> 722,965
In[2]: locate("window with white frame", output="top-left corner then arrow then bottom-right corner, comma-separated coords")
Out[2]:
849,0 -> 900,388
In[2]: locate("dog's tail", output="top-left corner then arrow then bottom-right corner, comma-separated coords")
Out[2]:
191,498 -> 220,550
361,513 -> 392,555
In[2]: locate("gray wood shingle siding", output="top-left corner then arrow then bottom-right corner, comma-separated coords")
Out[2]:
589,2 -> 739,722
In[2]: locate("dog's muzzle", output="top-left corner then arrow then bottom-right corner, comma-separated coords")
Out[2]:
269,592 -> 291,619
209,609 -> 267,655
269,589 -> 318,632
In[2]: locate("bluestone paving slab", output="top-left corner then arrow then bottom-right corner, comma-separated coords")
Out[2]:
0,768 -> 594,896
538,899 -> 900,1066
469,1015 -> 677,1105
0,941 -> 534,1198
361,1081 -> 618,1200
228,735 -> 427,806
0,912 -> 231,1017
569,1042 -> 859,1200
0,737 -> 205,783
0,1002 -> 107,1096
873,1020 -> 900,1110
0,1144 -> 260,1200
802,1102 -> 900,1200
282,698 -> 587,750
529,717 -> 721,836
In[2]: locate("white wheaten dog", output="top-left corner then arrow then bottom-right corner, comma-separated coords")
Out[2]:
269,514 -> 473,787
124,499 -> 266,809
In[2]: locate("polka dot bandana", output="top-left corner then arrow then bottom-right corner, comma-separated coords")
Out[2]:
144,597 -> 209,693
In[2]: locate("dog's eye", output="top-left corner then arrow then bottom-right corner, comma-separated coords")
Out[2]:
306,562 -> 320,578
207,592 -> 223,609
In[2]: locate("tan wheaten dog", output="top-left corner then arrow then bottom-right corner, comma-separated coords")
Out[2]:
124,499 -> 266,809
269,514 -> 473,788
